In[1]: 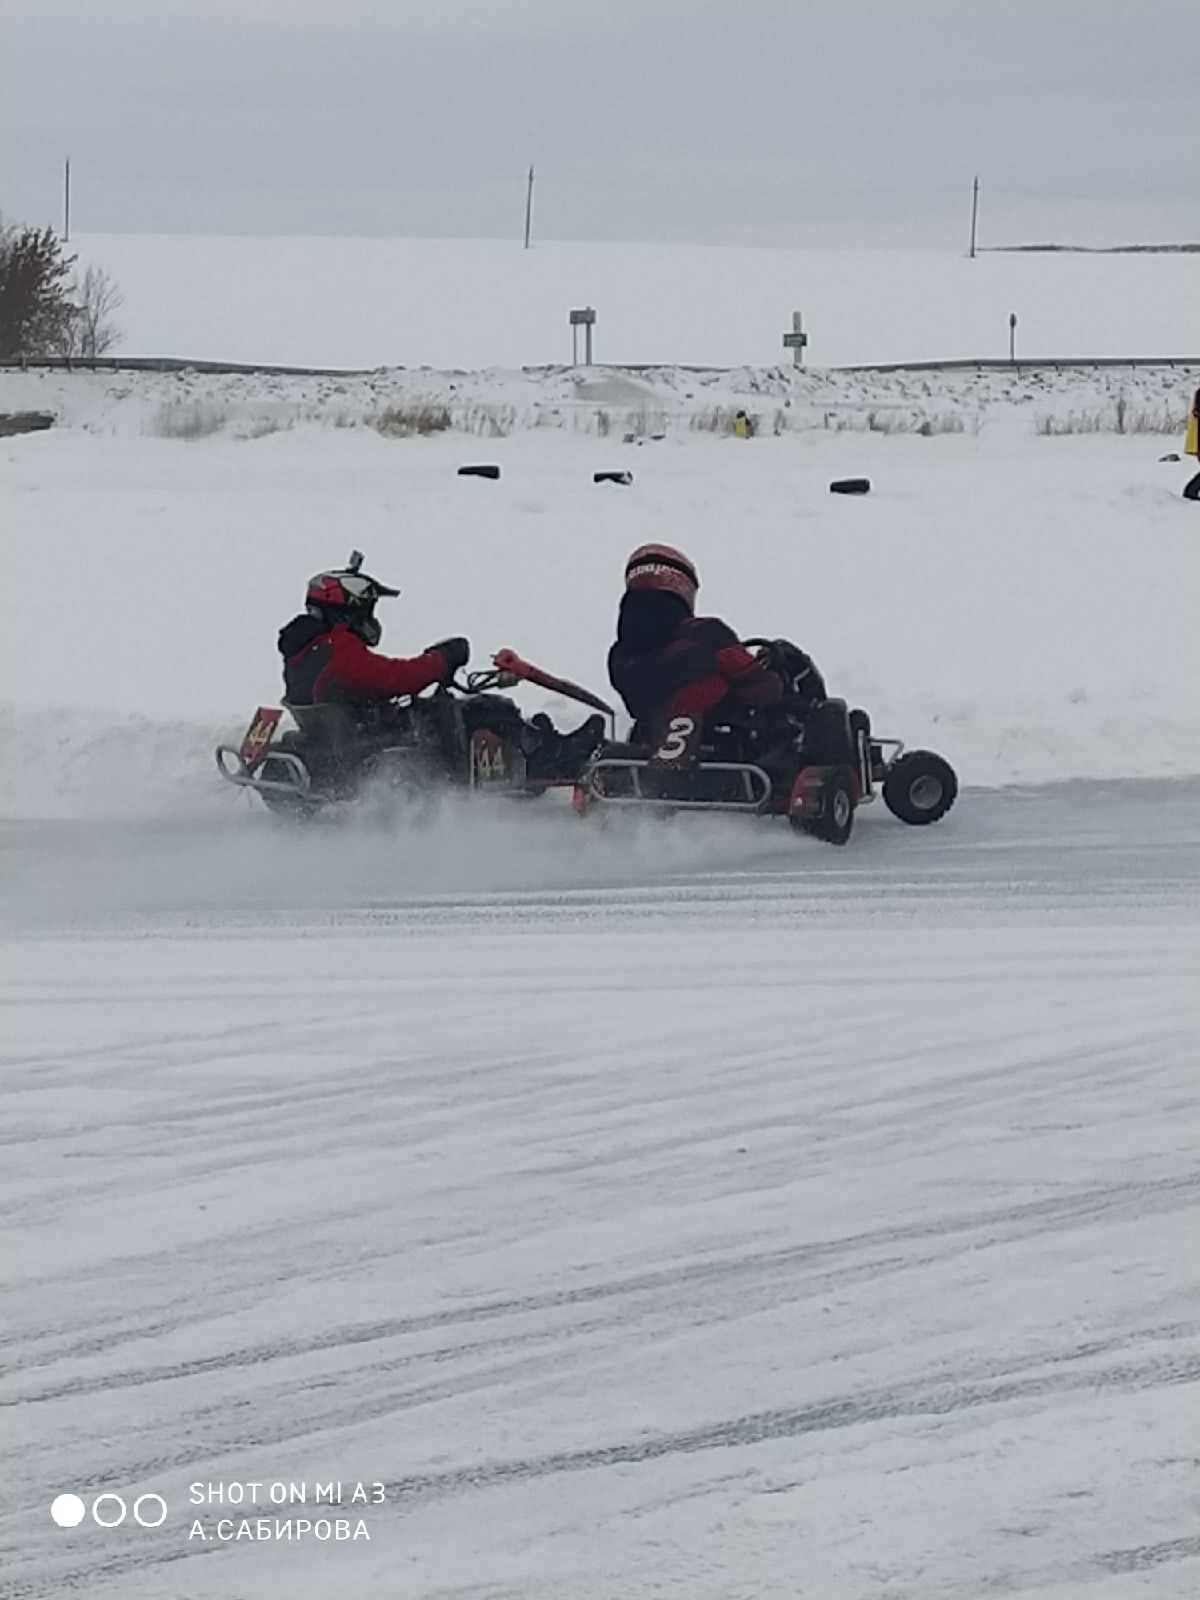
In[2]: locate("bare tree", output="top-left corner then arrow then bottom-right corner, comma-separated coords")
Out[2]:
63,264 -> 123,357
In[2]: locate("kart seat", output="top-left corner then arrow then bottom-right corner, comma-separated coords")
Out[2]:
283,701 -> 361,752
799,698 -> 856,763
596,740 -> 653,761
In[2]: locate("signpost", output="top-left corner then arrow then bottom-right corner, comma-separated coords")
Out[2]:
782,311 -> 807,367
569,306 -> 596,366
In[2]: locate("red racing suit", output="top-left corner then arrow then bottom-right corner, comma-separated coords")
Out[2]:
278,615 -> 448,706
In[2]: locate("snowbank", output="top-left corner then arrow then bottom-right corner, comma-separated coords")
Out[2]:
1,357 -> 1195,446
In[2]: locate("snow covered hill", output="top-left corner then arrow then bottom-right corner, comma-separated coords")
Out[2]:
3,354 -> 1195,445
68,233 -> 1200,370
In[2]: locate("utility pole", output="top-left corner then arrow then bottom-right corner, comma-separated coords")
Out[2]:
968,174 -> 978,259
1009,312 -> 1018,362
64,158 -> 71,242
524,165 -> 534,249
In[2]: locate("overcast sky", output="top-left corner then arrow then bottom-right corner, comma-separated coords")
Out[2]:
2,0 -> 1196,249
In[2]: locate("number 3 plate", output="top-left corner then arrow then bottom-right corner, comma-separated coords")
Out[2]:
648,714 -> 701,769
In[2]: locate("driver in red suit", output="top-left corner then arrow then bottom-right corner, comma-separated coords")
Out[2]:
607,544 -> 784,735
277,557 -> 604,777
278,565 -> 467,710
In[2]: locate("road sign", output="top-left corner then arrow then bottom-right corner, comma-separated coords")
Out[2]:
569,307 -> 596,364
783,311 -> 807,365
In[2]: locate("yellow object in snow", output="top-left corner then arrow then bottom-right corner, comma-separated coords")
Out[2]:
1185,388 -> 1199,457
734,411 -> 750,440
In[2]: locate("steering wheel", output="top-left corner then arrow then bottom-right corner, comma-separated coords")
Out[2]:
449,668 -> 519,695
742,636 -> 781,668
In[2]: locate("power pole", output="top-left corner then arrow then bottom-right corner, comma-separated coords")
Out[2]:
968,174 -> 979,259
64,158 -> 71,242
524,165 -> 534,249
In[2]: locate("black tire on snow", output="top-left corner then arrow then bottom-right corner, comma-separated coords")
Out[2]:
259,741 -> 322,822
792,768 -> 855,846
882,750 -> 958,825
260,791 -> 321,824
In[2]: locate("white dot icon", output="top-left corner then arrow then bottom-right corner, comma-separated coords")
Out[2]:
51,1494 -> 86,1528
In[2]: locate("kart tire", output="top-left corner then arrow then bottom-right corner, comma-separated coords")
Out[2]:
260,791 -> 321,824
882,750 -> 957,825
257,745 -> 321,822
792,768 -> 855,846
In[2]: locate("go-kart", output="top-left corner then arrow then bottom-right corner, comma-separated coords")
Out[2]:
215,650 -> 615,821
573,638 -> 957,846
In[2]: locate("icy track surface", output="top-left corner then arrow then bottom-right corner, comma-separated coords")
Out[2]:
2,781 -> 1198,1599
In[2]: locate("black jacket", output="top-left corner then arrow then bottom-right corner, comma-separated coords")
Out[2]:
607,590 -> 782,725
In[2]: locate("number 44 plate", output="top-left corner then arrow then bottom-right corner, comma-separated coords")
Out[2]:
470,729 -> 522,787
239,707 -> 282,765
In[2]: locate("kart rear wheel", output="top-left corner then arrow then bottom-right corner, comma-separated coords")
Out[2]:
257,746 -> 321,823
792,768 -> 855,846
260,791 -> 321,824
882,750 -> 957,825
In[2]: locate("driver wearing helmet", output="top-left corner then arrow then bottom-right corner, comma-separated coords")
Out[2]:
278,556 -> 605,778
278,557 -> 469,717
607,544 -> 785,735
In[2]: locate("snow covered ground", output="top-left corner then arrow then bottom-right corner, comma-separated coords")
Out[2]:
65,234 -> 1200,369
2,266 -> 1198,1598
3,779 -> 1198,1598
1,388 -> 1197,815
